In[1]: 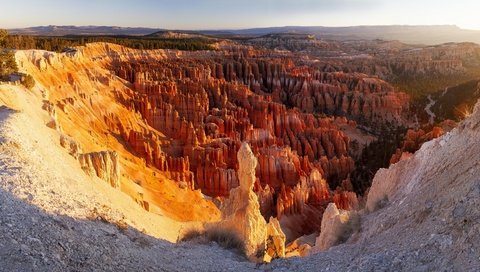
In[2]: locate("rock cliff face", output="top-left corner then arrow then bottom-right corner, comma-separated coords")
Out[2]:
59,134 -> 82,158
15,44 -> 222,223
216,143 -> 287,262
78,151 -> 120,188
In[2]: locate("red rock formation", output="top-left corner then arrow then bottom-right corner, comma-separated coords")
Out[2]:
390,121 -> 456,164
107,46 -> 409,240
123,129 -> 194,189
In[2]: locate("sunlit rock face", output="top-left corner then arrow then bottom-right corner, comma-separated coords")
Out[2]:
265,217 -> 286,262
216,142 -> 287,262
78,151 -> 120,188
217,142 -> 268,262
311,203 -> 357,253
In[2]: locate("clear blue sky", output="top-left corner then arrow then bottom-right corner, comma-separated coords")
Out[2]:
1,0 -> 479,30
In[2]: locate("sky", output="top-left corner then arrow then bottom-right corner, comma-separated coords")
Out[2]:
1,0 -> 480,30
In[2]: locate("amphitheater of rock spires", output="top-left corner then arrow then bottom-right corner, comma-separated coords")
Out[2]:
1,3 -> 480,270
16,43 -> 405,234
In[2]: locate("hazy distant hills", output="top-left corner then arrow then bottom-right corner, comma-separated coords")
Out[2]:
8,25 -> 159,36
229,25 -> 480,45
8,25 -> 480,45
146,30 -> 214,39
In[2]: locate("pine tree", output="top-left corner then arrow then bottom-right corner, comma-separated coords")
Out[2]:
0,29 -> 19,79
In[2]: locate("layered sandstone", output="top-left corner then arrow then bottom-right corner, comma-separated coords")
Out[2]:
78,151 -> 120,188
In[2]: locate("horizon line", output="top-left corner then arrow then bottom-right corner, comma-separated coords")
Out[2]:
7,24 -> 479,32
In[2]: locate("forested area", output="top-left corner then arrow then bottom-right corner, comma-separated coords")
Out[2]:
0,30 -> 35,88
0,30 -> 18,79
2,34 -> 216,52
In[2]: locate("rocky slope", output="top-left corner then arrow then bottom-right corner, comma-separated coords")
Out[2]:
14,45 -> 221,223
270,100 -> 480,271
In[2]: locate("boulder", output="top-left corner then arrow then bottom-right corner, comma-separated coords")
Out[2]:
312,203 -> 357,252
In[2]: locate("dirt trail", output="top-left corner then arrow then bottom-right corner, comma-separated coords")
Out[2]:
425,94 -> 436,124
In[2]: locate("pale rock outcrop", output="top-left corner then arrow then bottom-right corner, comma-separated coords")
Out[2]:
59,134 -> 82,158
216,142 -> 287,262
78,151 -> 120,188
264,217 -> 286,262
217,142 -> 267,262
285,233 -> 316,257
312,202 -> 357,252
42,100 -> 59,130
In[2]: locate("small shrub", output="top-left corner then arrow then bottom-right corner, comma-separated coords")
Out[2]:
338,212 -> 361,244
180,226 -> 245,255
179,227 -> 205,242
205,228 -> 244,252
372,195 -> 389,212
21,74 -> 35,89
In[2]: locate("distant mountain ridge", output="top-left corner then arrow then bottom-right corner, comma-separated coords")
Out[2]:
225,25 -> 480,45
8,25 -> 161,36
146,30 -> 214,39
8,25 -> 480,45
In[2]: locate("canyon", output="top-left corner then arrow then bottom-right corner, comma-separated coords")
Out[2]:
13,42 -> 415,242
1,31 -> 480,271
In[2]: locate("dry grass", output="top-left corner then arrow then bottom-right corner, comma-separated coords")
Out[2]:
180,226 -> 245,255
86,206 -> 129,231
338,212 -> 361,244
179,227 -> 204,242
206,228 -> 245,251
373,195 -> 389,212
